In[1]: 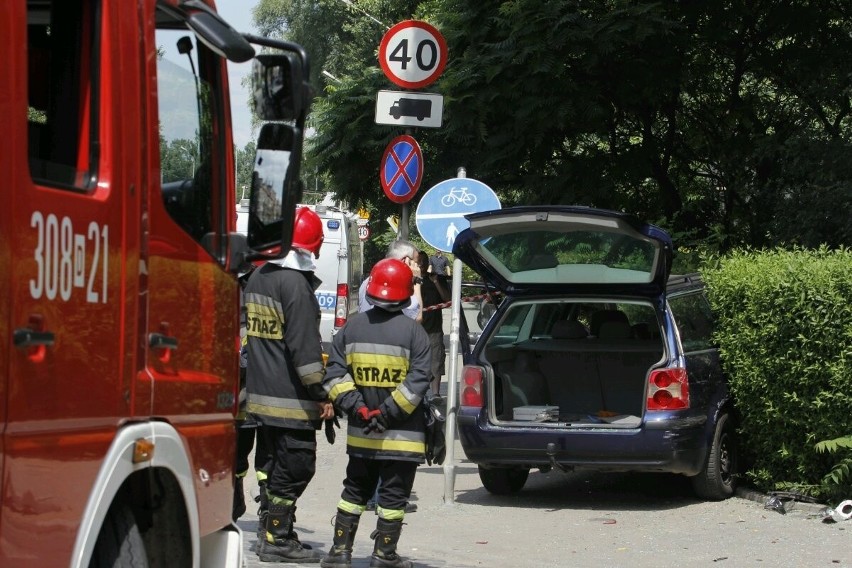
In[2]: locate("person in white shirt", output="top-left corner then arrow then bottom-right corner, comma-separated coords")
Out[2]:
358,240 -> 423,323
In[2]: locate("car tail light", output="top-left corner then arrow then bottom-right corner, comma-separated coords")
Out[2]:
334,283 -> 348,328
461,366 -> 484,407
647,368 -> 690,410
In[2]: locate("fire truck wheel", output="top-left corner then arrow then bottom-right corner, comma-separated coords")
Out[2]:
90,502 -> 149,567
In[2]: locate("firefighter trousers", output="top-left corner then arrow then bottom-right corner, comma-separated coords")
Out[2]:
341,457 -> 417,514
236,422 -> 270,477
261,425 -> 317,503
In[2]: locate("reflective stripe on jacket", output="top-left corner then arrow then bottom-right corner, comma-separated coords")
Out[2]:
244,263 -> 325,430
324,308 -> 431,462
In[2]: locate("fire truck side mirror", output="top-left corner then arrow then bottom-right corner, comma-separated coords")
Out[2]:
244,123 -> 303,255
252,53 -> 309,122
182,0 -> 255,63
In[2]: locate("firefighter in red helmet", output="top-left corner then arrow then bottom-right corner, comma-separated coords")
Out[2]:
244,206 -> 333,563
321,258 -> 431,568
292,206 -> 324,258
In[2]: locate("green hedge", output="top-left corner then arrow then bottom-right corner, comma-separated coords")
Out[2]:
702,247 -> 852,499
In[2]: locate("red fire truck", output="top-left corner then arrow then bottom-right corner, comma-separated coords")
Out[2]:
1,1 -> 310,565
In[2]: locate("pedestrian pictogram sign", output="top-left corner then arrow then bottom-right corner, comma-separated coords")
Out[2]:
380,135 -> 423,204
415,177 -> 501,252
379,20 -> 448,89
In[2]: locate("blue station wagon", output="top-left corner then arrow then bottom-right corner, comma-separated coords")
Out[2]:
452,206 -> 736,499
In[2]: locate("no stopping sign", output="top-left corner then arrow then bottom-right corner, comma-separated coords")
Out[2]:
379,20 -> 448,89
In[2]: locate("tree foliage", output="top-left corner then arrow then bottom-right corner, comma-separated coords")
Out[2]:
160,136 -> 198,183
255,0 -> 852,252
235,141 -> 257,200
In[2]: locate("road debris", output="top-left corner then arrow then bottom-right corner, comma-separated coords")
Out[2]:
820,500 -> 852,523
764,495 -> 787,515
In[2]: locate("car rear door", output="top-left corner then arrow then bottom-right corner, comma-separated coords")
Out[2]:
452,205 -> 673,298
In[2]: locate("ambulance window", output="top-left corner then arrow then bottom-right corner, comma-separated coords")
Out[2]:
27,0 -> 100,190
156,9 -> 223,251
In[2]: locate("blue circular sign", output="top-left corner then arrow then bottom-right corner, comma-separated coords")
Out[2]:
415,177 -> 501,252
380,135 -> 423,204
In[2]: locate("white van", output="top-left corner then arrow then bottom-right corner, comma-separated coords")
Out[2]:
300,204 -> 364,351
236,202 -> 363,351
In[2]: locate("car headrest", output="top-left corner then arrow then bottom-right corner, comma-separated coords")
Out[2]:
631,322 -> 658,340
590,309 -> 630,337
598,320 -> 633,339
551,319 -> 588,339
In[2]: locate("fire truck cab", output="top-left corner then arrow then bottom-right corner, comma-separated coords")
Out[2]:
1,1 -> 310,566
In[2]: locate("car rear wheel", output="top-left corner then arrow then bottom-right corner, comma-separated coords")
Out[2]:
478,466 -> 530,494
691,412 -> 737,500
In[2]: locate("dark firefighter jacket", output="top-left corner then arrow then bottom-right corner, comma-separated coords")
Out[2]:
244,263 -> 326,430
323,308 -> 431,462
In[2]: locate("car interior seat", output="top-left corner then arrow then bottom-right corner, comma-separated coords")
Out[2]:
551,319 -> 589,339
590,309 -> 630,338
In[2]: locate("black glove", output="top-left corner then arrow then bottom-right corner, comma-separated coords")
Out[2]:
377,400 -> 404,430
324,416 -> 340,444
361,409 -> 387,435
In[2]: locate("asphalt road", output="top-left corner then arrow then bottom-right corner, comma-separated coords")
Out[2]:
236,435 -> 850,568
236,305 -> 851,567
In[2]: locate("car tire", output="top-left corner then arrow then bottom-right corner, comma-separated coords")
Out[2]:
90,502 -> 149,568
478,466 -> 529,494
691,412 -> 737,500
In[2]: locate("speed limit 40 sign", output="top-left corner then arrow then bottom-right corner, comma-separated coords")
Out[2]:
379,20 -> 448,89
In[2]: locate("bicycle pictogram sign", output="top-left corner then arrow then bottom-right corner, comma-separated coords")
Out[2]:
440,186 -> 477,207
415,177 -> 501,253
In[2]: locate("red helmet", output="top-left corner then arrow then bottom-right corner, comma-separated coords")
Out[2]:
291,207 -> 324,258
366,258 -> 413,311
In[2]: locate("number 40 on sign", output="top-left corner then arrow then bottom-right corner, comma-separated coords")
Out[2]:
379,20 -> 448,89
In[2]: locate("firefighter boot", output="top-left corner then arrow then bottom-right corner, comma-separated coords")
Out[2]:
369,518 -> 412,568
255,481 -> 269,541
257,503 -> 321,563
232,476 -> 246,522
256,486 -> 312,548
320,510 -> 360,567
288,504 -> 312,549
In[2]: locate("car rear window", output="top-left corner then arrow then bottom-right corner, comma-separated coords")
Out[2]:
490,300 -> 659,345
477,228 -> 659,285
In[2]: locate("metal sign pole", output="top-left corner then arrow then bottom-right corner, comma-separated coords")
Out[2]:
400,202 -> 409,240
443,257 -> 463,504
398,125 -> 414,240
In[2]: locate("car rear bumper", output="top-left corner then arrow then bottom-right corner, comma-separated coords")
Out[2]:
458,407 -> 709,476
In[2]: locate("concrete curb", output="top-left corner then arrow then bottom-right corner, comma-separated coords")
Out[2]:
735,485 -> 829,516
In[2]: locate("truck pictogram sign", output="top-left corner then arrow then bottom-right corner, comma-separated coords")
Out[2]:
391,97 -> 431,120
375,91 -> 443,128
